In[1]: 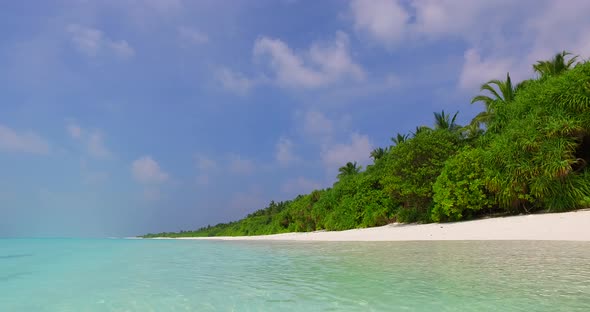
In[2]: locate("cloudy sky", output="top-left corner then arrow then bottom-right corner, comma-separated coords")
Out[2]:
1,0 -> 588,237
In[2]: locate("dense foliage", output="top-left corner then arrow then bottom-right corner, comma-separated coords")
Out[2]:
143,52 -> 590,238
431,148 -> 493,221
381,129 -> 462,222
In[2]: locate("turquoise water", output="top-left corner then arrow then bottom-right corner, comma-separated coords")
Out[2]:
1,239 -> 589,311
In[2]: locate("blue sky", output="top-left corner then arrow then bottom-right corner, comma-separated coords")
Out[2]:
1,0 -> 589,237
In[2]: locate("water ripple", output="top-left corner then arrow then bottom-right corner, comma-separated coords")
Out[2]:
0,240 -> 589,311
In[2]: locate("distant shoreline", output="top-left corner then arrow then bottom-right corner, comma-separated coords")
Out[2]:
148,210 -> 590,242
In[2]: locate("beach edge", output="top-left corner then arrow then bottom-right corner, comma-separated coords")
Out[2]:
144,210 -> 590,242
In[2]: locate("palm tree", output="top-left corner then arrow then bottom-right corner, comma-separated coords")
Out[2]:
370,147 -> 386,161
533,51 -> 579,78
461,122 -> 484,140
391,133 -> 409,145
471,72 -> 516,107
470,72 -> 517,126
470,111 -> 494,127
433,110 -> 460,131
412,126 -> 432,137
337,161 -> 361,179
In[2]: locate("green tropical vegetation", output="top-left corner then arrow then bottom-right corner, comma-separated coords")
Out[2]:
143,51 -> 590,238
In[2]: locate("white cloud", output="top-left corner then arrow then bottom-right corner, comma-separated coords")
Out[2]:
253,31 -> 365,89
350,0 -> 518,48
67,24 -> 135,59
308,32 -> 366,80
350,0 -> 409,47
131,155 -> 169,201
178,26 -> 208,44
87,131 -> 111,159
66,123 -> 112,159
132,156 -> 169,184
401,0 -> 590,90
67,24 -> 102,56
281,177 -> 322,195
275,137 -> 299,166
228,155 -> 254,175
524,1 -> 590,62
254,37 -> 323,88
218,30 -> 370,94
215,67 -> 256,95
67,124 -> 82,139
411,0 -> 514,40
321,133 -> 372,173
0,124 -> 50,154
458,49 -> 519,90
302,110 -> 334,140
108,40 -> 135,58
195,154 -> 217,171
346,0 -> 590,91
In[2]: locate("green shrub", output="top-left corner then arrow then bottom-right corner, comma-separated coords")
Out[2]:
142,58 -> 590,239
382,129 -> 462,214
396,206 -> 432,223
486,62 -> 590,212
432,148 -> 495,221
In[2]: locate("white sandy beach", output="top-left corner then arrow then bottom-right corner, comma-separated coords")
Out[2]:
168,210 -> 590,241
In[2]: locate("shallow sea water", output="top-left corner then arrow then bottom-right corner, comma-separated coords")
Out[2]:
1,239 -> 589,311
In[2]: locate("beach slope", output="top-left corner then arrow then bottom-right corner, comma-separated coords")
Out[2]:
170,210 -> 590,241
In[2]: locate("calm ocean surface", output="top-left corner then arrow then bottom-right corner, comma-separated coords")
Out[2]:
0,239 -> 589,311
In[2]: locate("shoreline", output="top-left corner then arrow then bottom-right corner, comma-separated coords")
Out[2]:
153,210 -> 590,242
